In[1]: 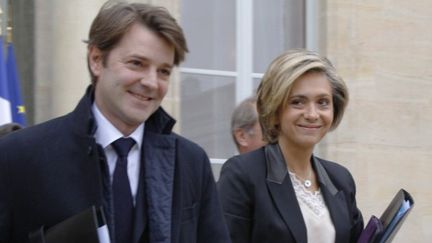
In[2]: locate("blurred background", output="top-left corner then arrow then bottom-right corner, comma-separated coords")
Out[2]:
1,0 -> 431,241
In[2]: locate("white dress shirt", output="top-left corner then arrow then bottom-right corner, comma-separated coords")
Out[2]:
92,104 -> 144,205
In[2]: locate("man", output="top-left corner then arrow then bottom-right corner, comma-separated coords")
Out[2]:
231,96 -> 266,154
0,2 -> 230,243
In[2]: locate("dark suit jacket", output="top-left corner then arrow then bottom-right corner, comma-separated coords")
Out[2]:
0,86 -> 230,243
217,143 -> 363,243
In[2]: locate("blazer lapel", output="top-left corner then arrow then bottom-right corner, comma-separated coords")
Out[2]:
313,157 -> 351,243
265,144 -> 308,243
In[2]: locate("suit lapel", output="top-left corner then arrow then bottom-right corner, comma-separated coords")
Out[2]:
265,144 -> 308,243
313,157 -> 351,243
142,131 -> 176,243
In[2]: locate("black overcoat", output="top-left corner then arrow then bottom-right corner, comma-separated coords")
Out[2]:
0,86 -> 230,243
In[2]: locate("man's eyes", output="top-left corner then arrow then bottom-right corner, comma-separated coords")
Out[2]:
158,68 -> 171,76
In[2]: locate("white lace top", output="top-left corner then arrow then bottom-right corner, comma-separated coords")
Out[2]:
289,171 -> 336,243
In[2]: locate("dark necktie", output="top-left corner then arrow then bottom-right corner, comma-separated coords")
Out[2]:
111,137 -> 136,243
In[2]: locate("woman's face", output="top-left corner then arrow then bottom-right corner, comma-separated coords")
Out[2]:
277,72 -> 334,149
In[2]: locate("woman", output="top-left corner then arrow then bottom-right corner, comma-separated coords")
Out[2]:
218,49 -> 363,243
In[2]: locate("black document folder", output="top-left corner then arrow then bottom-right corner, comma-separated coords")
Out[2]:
357,189 -> 414,243
29,206 -> 110,243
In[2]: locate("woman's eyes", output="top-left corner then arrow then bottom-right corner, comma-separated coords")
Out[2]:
291,99 -> 304,105
318,98 -> 330,106
289,98 -> 331,107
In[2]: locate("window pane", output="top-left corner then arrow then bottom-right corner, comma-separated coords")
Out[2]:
253,0 -> 305,73
253,78 -> 261,92
180,74 -> 236,158
180,0 -> 236,71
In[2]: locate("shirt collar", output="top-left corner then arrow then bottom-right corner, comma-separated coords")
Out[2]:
264,143 -> 338,195
92,103 -> 144,149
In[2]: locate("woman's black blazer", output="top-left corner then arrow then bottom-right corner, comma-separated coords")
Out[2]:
217,144 -> 364,243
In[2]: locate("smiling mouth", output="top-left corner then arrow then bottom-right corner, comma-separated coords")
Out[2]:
129,91 -> 152,101
298,124 -> 321,129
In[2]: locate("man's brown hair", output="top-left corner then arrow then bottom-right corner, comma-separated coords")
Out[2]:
85,1 -> 188,84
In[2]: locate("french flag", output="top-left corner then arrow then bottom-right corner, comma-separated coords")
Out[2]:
0,36 -> 12,125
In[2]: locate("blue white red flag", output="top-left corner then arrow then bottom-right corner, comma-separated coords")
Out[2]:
0,36 -> 12,125
6,41 -> 26,126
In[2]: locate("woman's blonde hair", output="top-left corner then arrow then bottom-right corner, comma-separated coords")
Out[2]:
256,49 -> 349,143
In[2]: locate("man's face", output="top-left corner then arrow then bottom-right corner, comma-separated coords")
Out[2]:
235,119 -> 266,154
89,23 -> 175,135
243,121 -> 266,153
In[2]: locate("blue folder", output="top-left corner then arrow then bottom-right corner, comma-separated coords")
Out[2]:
357,189 -> 414,243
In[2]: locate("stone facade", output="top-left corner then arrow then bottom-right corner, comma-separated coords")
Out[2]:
317,1 -> 432,242
11,0 -> 432,241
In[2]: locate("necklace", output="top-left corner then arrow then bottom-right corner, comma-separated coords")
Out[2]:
303,178 -> 312,188
289,167 -> 313,188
